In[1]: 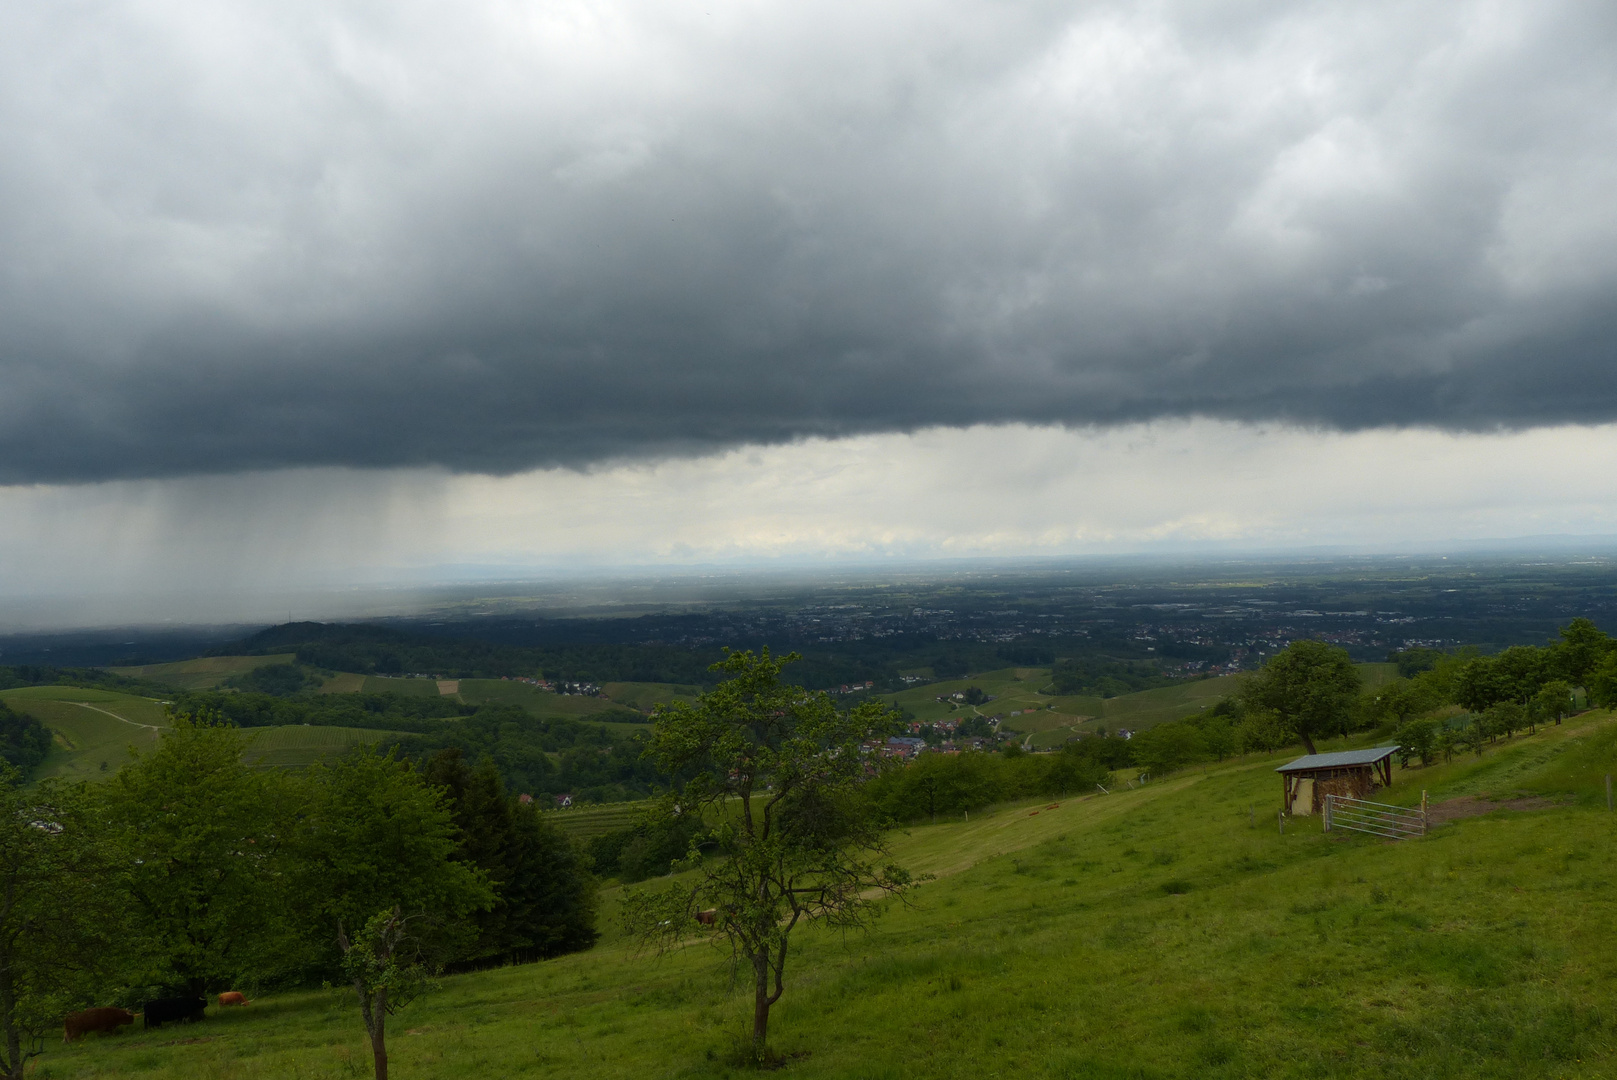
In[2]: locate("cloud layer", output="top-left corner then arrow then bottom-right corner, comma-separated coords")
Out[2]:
3,0 -> 1616,481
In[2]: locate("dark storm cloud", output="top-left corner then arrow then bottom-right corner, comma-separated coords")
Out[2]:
2,0 -> 1616,482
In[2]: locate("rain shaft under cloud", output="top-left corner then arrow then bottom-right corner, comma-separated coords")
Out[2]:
2,0 -> 1616,482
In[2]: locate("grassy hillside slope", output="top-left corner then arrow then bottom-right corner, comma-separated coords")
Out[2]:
1,686 -> 169,780
3,685 -> 408,779
42,711 -> 1617,1079
107,654 -> 296,690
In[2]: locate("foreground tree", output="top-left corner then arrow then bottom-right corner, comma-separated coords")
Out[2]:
1242,641 -> 1361,755
294,749 -> 493,1080
0,768 -> 123,1080
622,650 -> 912,1061
102,714 -> 295,994
1554,617 -> 1612,690
337,908 -> 434,1080
422,749 -> 597,963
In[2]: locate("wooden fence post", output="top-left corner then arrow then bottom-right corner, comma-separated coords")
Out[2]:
1421,790 -> 1428,835
1278,809 -> 1285,835
1606,775 -> 1612,812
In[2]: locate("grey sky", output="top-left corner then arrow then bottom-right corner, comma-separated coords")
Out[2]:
7,420 -> 1617,629
3,0 -> 1616,482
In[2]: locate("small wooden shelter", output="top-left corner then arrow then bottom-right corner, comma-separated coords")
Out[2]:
1276,746 -> 1397,816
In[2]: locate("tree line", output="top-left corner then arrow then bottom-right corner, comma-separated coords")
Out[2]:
167,690 -> 662,803
218,619 -> 1214,694
863,618 -> 1617,802
0,717 -> 596,1080
1076,618 -> 1617,778
0,701 -> 50,777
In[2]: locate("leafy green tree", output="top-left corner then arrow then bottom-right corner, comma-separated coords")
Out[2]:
1393,717 -> 1440,767
224,662 -> 321,697
497,799 -> 598,958
1484,701 -> 1525,741
1039,742 -> 1112,794
1553,617 -> 1612,689
1195,714 -> 1238,761
0,768 -> 126,1080
878,751 -> 1001,822
1457,647 -> 1550,712
1132,721 -> 1207,776
1461,715 -> 1487,756
1435,722 -> 1462,764
1390,647 -> 1446,678
102,715 -> 296,994
1374,678 -> 1442,728
337,907 -> 435,1080
293,748 -> 494,973
621,650 -> 913,1060
1533,679 -> 1575,728
1242,642 -> 1362,754
0,705 -> 50,779
1235,709 -> 1290,754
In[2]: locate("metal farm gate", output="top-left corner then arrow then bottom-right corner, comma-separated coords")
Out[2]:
1323,792 -> 1428,840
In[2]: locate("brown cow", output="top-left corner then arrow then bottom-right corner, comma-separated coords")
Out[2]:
218,991 -> 249,1007
63,1007 -> 135,1042
694,908 -> 718,926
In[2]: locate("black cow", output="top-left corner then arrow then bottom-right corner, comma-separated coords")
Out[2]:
142,997 -> 206,1029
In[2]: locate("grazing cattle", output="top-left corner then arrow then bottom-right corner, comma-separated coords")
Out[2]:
218,991 -> 249,1007
694,908 -> 718,926
142,997 -> 206,1029
63,1008 -> 135,1042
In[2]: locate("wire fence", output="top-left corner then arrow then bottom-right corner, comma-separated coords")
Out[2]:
1323,793 -> 1427,840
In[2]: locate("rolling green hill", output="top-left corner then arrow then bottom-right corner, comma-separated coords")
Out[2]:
40,709 -> 1617,1079
1,686 -> 170,781
106,654 -> 296,690
3,685 -> 401,779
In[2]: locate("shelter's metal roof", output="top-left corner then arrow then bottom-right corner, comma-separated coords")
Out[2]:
1275,746 -> 1399,773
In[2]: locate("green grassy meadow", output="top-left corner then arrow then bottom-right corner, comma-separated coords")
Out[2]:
107,655 -> 296,690
38,710 -> 1617,1080
2,686 -> 171,780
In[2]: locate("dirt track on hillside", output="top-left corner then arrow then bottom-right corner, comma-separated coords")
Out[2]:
1426,794 -> 1566,825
